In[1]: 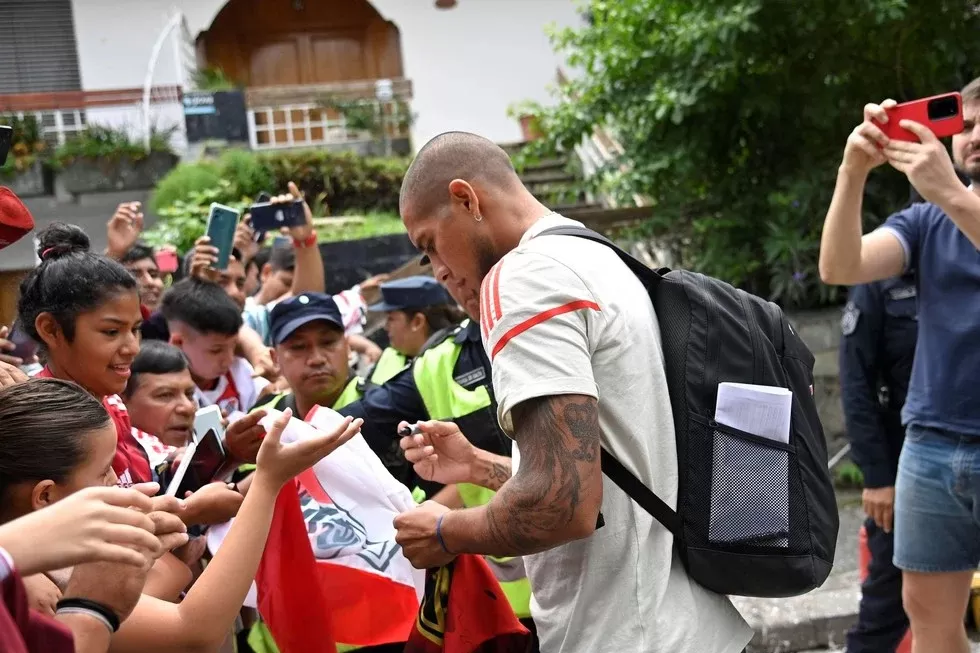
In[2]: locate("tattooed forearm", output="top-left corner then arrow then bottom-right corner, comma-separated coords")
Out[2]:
471,451 -> 512,491
480,394 -> 602,556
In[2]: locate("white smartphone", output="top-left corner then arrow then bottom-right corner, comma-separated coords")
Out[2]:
194,405 -> 224,445
165,440 -> 199,497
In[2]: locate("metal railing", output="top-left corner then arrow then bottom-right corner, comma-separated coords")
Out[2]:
245,80 -> 413,151
0,86 -> 186,151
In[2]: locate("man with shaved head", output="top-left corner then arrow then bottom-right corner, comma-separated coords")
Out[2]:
394,132 -> 752,653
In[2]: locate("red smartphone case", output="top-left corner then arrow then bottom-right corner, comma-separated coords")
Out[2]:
155,250 -> 178,274
879,92 -> 964,142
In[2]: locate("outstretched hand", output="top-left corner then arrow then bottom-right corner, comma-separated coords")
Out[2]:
255,408 -> 363,489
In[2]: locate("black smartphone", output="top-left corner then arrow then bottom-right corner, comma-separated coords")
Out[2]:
166,428 -> 227,498
8,326 -> 37,362
249,198 -> 306,232
252,191 -> 272,242
0,126 -> 12,167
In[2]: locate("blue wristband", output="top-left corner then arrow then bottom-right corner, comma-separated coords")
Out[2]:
435,513 -> 452,554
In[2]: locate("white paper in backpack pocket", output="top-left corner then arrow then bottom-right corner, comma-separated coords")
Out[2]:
708,382 -> 793,548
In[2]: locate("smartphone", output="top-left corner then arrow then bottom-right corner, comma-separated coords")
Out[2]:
7,325 -> 37,362
880,92 -> 964,142
155,249 -> 179,274
249,199 -> 306,234
165,428 -> 227,497
193,405 -> 224,445
0,126 -> 11,167
205,203 -> 241,270
252,192 -> 272,242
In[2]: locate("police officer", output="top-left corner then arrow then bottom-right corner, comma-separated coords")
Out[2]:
840,271 -> 917,653
366,276 -> 465,385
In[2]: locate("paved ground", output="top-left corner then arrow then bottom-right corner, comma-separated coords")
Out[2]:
739,490 -> 980,652
732,491 -> 865,653
2,190 -> 158,270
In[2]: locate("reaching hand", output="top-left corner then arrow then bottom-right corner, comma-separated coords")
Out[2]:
224,409 -> 268,463
842,100 -> 897,176
0,326 -> 28,367
0,485 -> 165,576
106,202 -> 144,260
24,574 -> 62,616
0,360 -> 28,390
189,236 -> 220,282
399,420 -> 477,485
144,493 -> 190,554
393,501 -> 455,570
249,348 -> 279,382
182,482 -> 244,526
279,182 -> 315,242
883,120 -> 965,207
234,217 -> 259,265
359,273 -> 391,293
254,408 -> 362,489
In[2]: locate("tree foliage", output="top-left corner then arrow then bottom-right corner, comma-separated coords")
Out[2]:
518,0 -> 980,308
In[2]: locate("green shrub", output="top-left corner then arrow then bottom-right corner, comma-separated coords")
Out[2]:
218,149 -> 276,198
192,66 -> 239,92
834,461 -> 865,490
145,149 -> 410,250
0,114 -> 46,177
52,125 -> 174,168
148,161 -> 223,212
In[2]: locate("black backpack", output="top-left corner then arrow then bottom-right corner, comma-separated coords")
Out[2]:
539,225 -> 838,598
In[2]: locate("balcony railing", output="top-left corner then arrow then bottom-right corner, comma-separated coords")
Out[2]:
0,86 -> 185,150
244,79 -> 413,151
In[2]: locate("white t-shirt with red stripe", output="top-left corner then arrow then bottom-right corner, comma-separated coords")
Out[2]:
480,214 -> 751,653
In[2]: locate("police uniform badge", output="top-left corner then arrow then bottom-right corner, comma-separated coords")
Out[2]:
841,302 -> 860,336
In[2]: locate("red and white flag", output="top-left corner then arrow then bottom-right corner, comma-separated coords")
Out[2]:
254,407 -> 529,653
256,407 -> 424,652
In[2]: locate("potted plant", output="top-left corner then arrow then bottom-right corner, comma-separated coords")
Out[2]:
53,125 -> 179,196
0,114 -> 48,197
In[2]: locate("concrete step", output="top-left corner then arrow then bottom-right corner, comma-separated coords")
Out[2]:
520,169 -> 578,185
518,158 -> 572,173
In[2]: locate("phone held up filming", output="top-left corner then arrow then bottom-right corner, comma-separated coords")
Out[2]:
877,92 -> 964,142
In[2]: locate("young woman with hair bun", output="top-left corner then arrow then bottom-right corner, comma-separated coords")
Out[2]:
18,222 -> 150,485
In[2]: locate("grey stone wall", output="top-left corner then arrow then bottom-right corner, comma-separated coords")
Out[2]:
786,306 -> 846,443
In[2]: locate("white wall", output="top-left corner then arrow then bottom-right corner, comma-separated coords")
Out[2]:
70,0 -> 584,149
372,0 -> 583,147
70,0 -> 224,90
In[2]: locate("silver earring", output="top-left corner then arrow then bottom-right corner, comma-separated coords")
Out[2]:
474,213 -> 483,222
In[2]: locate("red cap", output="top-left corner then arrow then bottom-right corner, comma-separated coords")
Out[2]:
0,186 -> 34,250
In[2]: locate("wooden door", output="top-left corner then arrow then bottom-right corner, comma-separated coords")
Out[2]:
201,0 -> 403,88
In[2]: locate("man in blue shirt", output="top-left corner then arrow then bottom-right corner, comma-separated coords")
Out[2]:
819,76 -> 980,653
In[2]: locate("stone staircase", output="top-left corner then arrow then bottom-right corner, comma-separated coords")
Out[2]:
498,141 -> 603,216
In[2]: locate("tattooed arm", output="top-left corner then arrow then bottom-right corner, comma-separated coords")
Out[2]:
441,394 -> 603,557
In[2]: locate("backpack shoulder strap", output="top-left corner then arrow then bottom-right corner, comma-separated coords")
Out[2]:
536,224 -> 682,538
535,225 -> 667,288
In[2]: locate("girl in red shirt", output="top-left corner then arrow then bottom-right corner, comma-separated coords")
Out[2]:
17,223 -> 151,485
